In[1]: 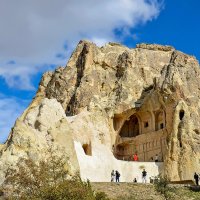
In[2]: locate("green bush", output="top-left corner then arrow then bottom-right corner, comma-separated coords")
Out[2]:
154,175 -> 174,200
2,144 -> 110,200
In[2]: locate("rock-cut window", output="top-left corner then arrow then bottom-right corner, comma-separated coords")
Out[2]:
144,122 -> 149,128
179,110 -> 185,120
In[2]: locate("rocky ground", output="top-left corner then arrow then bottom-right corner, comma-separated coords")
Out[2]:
91,183 -> 200,200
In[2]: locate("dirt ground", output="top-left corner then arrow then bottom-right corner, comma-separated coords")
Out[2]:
91,182 -> 200,200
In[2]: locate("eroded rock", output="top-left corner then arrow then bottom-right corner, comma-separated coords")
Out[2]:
1,41 -> 200,182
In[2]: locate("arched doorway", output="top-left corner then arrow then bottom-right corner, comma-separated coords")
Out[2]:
82,143 -> 92,156
119,114 -> 140,137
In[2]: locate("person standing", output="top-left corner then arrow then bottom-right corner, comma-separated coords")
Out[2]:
194,172 -> 199,186
142,169 -> 147,183
133,153 -> 138,161
155,154 -> 158,162
115,170 -> 120,182
111,170 -> 115,182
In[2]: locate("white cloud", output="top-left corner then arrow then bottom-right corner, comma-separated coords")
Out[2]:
91,38 -> 110,47
0,0 -> 164,142
0,63 -> 38,90
0,94 -> 28,143
0,0 -> 163,90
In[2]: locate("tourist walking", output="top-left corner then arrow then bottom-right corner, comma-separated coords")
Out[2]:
142,169 -> 147,183
115,170 -> 120,182
111,170 -> 115,182
133,178 -> 137,183
194,172 -> 199,186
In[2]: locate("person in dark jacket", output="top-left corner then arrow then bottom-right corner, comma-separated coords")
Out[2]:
133,178 -> 137,183
194,172 -> 199,185
115,170 -> 120,182
142,169 -> 147,183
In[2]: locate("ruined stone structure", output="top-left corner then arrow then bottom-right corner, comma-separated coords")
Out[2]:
0,41 -> 200,183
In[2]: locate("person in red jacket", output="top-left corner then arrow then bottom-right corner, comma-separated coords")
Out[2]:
133,153 -> 138,161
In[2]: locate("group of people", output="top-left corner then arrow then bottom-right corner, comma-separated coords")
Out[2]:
111,170 -> 120,182
111,169 -> 148,183
132,153 -> 160,162
111,171 -> 200,185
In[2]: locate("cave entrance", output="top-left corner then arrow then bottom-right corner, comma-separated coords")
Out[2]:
115,144 -> 131,161
82,143 -> 92,156
119,114 -> 140,137
179,110 -> 185,120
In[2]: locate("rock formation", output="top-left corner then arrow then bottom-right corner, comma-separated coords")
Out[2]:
1,40 -> 200,183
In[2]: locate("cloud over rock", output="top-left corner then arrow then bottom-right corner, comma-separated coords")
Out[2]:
0,0 -> 163,90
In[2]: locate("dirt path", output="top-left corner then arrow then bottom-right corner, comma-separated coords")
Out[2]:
91,182 -> 200,200
92,182 -> 165,200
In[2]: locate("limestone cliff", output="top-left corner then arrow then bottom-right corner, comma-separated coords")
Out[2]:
1,40 -> 200,182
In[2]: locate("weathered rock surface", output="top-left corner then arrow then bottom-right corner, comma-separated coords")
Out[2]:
1,40 -> 200,183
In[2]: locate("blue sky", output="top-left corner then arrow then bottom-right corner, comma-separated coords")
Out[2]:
0,0 -> 199,143
124,0 -> 200,59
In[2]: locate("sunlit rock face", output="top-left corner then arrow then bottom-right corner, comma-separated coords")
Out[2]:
1,40 -> 200,183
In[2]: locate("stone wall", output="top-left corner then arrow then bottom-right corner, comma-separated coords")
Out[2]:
74,141 -> 163,183
115,130 -> 166,162
113,90 -> 168,162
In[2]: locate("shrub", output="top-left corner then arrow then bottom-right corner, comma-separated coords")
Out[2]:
2,144 -> 110,200
3,144 -> 69,198
154,175 -> 174,200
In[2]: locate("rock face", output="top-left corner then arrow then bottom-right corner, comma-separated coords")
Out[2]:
1,40 -> 200,182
